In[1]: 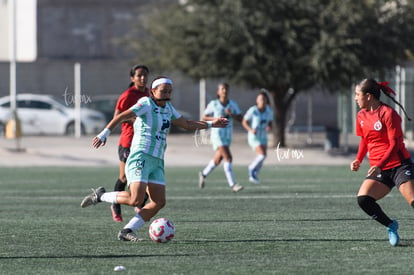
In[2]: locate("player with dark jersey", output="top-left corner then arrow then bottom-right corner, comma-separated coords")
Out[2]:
111,65 -> 150,222
351,78 -> 414,246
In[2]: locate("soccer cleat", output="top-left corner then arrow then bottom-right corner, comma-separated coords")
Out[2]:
231,183 -> 244,192
249,176 -> 260,184
111,204 -> 123,222
198,171 -> 206,189
80,187 -> 105,208
118,229 -> 143,242
248,168 -> 260,184
387,220 -> 399,246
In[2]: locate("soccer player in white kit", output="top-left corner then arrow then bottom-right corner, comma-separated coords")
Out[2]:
80,77 -> 228,241
198,83 -> 244,192
242,91 -> 273,184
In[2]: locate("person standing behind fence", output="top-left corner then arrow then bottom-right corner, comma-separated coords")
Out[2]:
351,78 -> 414,246
198,83 -> 244,192
242,91 -> 273,184
111,64 -> 150,222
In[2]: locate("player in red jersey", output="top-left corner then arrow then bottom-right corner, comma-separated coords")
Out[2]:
351,78 -> 414,246
111,65 -> 150,222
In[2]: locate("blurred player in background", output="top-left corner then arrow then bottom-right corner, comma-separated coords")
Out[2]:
198,83 -> 244,192
111,64 -> 150,222
81,77 -> 229,241
242,91 -> 273,184
351,78 -> 414,246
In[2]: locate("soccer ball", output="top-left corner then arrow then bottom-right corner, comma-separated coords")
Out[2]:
149,218 -> 175,243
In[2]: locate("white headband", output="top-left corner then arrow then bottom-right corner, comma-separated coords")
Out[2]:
151,78 -> 173,89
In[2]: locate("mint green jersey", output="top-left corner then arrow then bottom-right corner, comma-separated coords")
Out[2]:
204,99 -> 241,149
129,97 -> 181,160
243,105 -> 273,148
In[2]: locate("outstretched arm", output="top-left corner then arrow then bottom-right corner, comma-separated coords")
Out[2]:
92,109 -> 136,148
172,117 -> 228,131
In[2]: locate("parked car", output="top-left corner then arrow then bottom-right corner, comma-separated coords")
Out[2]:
0,93 -> 106,136
85,95 -> 194,133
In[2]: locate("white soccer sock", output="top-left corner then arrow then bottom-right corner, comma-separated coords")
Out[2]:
124,213 -> 146,231
249,155 -> 266,173
100,192 -> 119,204
202,160 -> 216,177
223,161 -> 236,187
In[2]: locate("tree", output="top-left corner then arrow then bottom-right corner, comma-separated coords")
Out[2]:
127,0 -> 414,147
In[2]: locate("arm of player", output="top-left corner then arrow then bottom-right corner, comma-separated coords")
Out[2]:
172,117 -> 228,130
351,137 -> 368,171
92,109 -> 136,148
242,118 -> 256,134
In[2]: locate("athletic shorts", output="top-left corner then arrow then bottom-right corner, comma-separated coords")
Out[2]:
366,159 -> 414,189
248,135 -> 267,150
125,152 -> 165,186
118,145 -> 130,162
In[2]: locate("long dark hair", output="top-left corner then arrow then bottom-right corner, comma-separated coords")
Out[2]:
128,64 -> 149,87
258,91 -> 270,105
358,78 -> 411,121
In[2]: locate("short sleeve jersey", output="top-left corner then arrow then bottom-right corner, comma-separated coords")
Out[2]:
204,99 -> 241,143
356,103 -> 410,170
128,97 -> 181,160
243,105 -> 273,142
115,87 -> 149,148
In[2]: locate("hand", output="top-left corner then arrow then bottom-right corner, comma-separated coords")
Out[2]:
212,117 -> 229,128
92,136 -> 106,148
367,166 -> 381,177
223,108 -> 232,118
350,160 -> 360,171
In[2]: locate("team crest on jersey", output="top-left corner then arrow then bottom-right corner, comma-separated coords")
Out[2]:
373,120 -> 382,131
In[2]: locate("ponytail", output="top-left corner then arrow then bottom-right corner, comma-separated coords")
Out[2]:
359,78 -> 412,121
378,81 -> 412,121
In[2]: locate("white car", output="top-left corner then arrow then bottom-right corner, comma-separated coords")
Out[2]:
0,93 -> 106,136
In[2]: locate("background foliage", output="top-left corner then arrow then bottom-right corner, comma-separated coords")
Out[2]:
128,0 -> 414,146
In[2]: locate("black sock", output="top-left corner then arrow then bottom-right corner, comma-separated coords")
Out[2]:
357,195 -> 393,227
112,179 -> 126,215
114,179 -> 127,192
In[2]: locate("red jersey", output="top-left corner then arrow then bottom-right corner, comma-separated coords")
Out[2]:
116,86 -> 149,147
355,103 -> 410,170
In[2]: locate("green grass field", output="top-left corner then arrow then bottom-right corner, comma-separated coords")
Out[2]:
1,165 -> 414,274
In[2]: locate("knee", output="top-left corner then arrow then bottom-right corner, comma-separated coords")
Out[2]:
214,157 -> 222,165
357,195 -> 375,209
154,199 -> 166,209
131,198 -> 145,208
